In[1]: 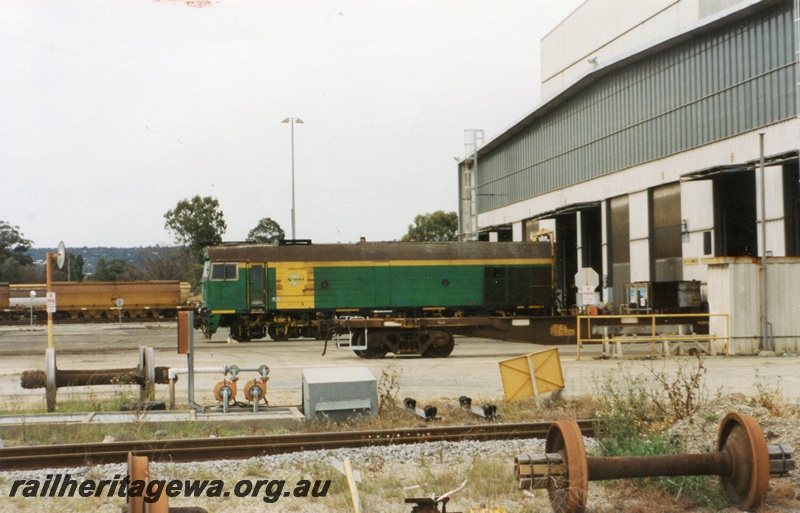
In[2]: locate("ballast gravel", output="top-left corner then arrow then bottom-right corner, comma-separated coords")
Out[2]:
0,437 -> 569,513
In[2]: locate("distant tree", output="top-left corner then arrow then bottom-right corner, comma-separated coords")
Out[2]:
246,218 -> 285,244
164,196 -> 227,257
90,257 -> 144,282
51,252 -> 85,282
0,221 -> 34,267
0,221 -> 36,283
401,211 -> 458,242
139,246 -> 193,281
0,259 -> 42,284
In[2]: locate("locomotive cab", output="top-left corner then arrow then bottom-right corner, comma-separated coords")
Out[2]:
202,259 -> 270,341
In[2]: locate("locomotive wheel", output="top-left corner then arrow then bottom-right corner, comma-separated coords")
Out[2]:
545,419 -> 588,513
268,326 -> 290,342
422,331 -> 455,358
351,330 -> 387,359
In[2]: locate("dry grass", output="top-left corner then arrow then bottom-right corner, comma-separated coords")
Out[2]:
753,371 -> 789,417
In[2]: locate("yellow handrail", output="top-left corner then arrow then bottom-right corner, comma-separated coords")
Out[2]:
576,313 -> 730,360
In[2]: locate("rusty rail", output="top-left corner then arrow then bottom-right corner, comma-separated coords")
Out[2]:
1,419 -> 594,471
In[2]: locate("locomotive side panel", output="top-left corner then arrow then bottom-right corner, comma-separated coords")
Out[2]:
387,263 -> 483,308
313,265 -> 378,310
272,263 -> 316,310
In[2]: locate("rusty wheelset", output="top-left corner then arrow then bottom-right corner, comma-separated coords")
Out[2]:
515,412 -> 795,513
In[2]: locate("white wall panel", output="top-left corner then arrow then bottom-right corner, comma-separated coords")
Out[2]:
512,221 -> 523,242
630,239 -> 651,282
706,258 -> 800,354
681,180 -> 715,231
628,191 -> 650,240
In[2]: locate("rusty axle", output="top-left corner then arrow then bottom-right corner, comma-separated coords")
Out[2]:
515,412 -> 795,513
21,347 -> 163,412
587,450 -> 732,480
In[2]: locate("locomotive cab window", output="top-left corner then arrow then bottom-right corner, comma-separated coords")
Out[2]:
210,263 -> 238,281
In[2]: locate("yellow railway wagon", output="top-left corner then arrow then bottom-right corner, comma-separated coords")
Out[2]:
7,281 -> 191,319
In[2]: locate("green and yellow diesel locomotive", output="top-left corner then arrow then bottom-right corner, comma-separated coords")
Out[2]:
200,240 -> 554,356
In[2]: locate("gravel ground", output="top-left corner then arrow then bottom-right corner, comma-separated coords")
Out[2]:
2,394 -> 798,513
1,325 -> 798,512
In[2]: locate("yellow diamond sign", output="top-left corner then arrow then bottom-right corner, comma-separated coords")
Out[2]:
498,348 -> 564,402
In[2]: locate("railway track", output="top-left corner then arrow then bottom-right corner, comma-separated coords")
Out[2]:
1,420 -> 595,471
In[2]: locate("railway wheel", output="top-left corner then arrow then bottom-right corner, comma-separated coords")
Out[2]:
422,330 -> 455,358
545,419 -> 588,513
351,329 -> 387,359
268,326 -> 290,342
717,411 -> 770,510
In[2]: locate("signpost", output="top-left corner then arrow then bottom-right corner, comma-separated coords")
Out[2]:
45,242 -> 66,349
116,297 -> 125,327
575,267 -> 599,307
46,292 -> 57,313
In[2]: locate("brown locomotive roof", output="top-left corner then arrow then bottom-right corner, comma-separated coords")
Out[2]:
206,241 -> 552,263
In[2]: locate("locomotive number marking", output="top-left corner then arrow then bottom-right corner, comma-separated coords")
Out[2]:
550,324 -> 576,337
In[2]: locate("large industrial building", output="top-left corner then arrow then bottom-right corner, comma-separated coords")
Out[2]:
458,0 -> 799,354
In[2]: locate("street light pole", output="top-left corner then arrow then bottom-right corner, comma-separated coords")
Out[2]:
281,117 -> 304,239
29,290 -> 36,328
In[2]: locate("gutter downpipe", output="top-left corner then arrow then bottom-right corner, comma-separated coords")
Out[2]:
759,133 -> 771,353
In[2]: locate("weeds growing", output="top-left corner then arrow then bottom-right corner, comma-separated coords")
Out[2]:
647,355 -> 708,423
753,370 -> 788,417
376,360 -> 402,415
591,360 -> 730,510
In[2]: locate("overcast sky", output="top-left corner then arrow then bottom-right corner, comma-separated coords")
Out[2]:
1,0 -> 583,248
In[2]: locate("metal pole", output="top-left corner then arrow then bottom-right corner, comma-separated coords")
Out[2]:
29,291 -> 36,328
282,117 -> 303,240
46,252 -> 54,349
291,119 -> 296,240
759,133 -> 769,352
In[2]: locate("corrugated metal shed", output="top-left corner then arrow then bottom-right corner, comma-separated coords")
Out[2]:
475,0 -> 796,214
